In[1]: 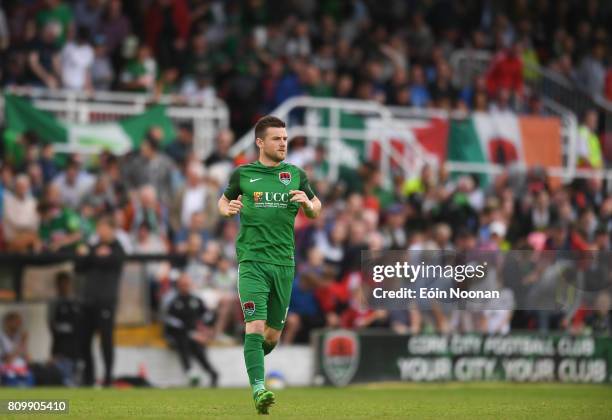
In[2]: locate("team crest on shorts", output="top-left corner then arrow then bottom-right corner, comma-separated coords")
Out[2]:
243,301 -> 256,316
279,171 -> 291,185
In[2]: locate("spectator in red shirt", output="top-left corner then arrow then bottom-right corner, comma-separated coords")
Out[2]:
486,42 -> 524,99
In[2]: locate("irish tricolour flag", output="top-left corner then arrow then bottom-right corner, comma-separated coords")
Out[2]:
367,111 -> 562,186
448,111 -> 562,173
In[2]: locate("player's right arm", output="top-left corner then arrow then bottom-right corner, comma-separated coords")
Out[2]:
218,167 -> 243,217
218,194 -> 243,217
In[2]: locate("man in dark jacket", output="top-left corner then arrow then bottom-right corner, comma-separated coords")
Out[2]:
163,272 -> 218,387
78,215 -> 125,386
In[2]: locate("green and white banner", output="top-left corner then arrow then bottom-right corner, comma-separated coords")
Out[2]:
3,94 -> 175,159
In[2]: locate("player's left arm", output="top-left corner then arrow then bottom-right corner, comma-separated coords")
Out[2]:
290,168 -> 321,219
289,190 -> 321,218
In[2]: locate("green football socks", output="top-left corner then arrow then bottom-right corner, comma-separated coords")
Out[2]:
244,333 -> 266,395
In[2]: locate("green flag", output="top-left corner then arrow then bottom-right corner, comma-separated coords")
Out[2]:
3,94 -> 68,165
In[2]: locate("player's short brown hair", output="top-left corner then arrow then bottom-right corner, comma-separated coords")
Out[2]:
254,115 -> 286,141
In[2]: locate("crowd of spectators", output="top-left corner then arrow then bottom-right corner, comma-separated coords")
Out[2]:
286,160 -> 611,341
0,121 -> 610,345
0,124 -> 234,386
1,0 -> 612,134
0,1 -> 612,386
0,125 -> 239,320
2,126 -> 612,386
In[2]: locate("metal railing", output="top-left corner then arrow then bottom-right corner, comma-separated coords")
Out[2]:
232,96 -> 612,190
4,86 -> 228,108
0,88 -> 230,159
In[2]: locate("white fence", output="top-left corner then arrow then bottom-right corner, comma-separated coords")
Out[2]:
0,88 -> 230,159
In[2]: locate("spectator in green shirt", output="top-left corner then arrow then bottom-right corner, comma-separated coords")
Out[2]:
35,0 -> 74,46
38,184 -> 82,252
119,44 -> 157,92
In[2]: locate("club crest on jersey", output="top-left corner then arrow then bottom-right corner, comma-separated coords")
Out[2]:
243,301 -> 256,316
279,171 -> 291,185
253,192 -> 263,202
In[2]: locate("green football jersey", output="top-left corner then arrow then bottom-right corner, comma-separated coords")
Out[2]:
223,160 -> 315,266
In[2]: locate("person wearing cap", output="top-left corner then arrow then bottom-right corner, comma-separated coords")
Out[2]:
487,220 -> 508,251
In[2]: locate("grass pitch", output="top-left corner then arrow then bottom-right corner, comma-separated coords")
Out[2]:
1,383 -> 611,419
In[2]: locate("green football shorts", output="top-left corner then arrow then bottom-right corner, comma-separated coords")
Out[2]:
238,261 -> 295,330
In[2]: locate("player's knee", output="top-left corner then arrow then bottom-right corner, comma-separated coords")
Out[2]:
264,326 -> 282,343
245,320 -> 266,335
